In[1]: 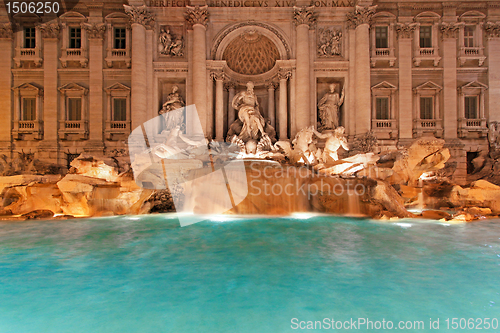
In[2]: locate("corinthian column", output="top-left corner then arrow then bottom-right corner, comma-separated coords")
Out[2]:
293,6 -> 315,129
485,23 -> 500,123
267,82 -> 276,127
124,5 -> 154,131
347,5 -> 376,135
226,82 -> 236,129
211,72 -> 225,141
441,22 -> 460,139
278,70 -> 291,140
186,6 -> 209,137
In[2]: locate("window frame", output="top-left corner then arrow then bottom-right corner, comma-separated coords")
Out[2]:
23,27 -> 36,49
114,27 -> 127,50
68,26 -> 82,49
419,25 -> 432,48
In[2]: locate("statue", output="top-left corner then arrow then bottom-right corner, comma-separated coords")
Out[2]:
318,83 -> 344,129
152,125 -> 208,160
314,126 -> 349,162
232,81 -> 266,141
159,85 -> 185,132
159,26 -> 184,57
318,28 -> 342,57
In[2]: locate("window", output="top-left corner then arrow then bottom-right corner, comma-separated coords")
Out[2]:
419,26 -> 432,48
68,98 -> 82,121
24,27 -> 36,48
67,153 -> 80,169
464,96 -> 477,119
114,28 -> 126,49
464,26 -> 474,47
22,98 -> 36,121
376,97 -> 389,119
69,27 -> 81,49
420,97 -> 433,119
375,27 -> 388,49
113,98 -> 127,121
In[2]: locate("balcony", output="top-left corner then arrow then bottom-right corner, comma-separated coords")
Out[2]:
371,119 -> 398,139
58,120 -> 89,140
458,118 -> 488,138
370,47 -> 396,67
12,120 -> 43,140
105,121 -> 131,140
413,48 -> 441,67
459,47 -> 486,66
60,48 -> 88,68
14,47 -> 42,68
413,119 -> 443,138
105,48 -> 131,68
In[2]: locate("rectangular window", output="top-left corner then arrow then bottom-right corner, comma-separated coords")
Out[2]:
419,26 -> 432,48
375,97 -> 389,119
68,98 -> 82,121
24,27 -> 36,48
22,98 -> 36,121
113,98 -> 127,121
69,27 -> 81,49
465,96 -> 478,119
375,26 -> 388,49
464,26 -> 475,48
114,28 -> 126,49
420,97 -> 433,119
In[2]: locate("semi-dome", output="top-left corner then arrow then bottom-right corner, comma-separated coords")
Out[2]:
222,30 -> 280,75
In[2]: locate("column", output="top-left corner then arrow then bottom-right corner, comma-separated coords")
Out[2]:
347,26 -> 356,136
124,5 -> 153,131
212,72 -> 225,141
485,23 -> 500,122
186,6 -> 209,136
267,82 -> 276,127
396,23 -> 416,140
0,24 -> 13,156
441,23 -> 459,139
278,70 -> 291,140
347,5 -> 376,135
293,6 -> 315,128
226,82 -> 236,129
39,22 -> 60,164
84,23 -> 106,152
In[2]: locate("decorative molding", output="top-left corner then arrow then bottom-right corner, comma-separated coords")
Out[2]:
37,22 -> 60,39
123,5 -> 155,29
211,22 -> 291,60
224,82 -> 236,90
266,81 -> 277,90
395,23 -> 417,39
0,23 -> 13,39
440,22 -> 460,39
346,5 -> 377,29
317,27 -> 342,57
159,26 -> 184,57
484,22 -> 500,38
293,6 -> 316,28
278,70 -> 291,81
185,5 -> 209,28
82,23 -> 106,39
210,71 -> 226,81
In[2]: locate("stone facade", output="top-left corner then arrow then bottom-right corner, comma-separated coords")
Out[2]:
1,0 -> 500,184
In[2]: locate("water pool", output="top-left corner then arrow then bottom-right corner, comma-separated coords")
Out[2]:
0,215 -> 499,332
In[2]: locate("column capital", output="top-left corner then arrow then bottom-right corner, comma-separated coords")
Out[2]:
224,81 -> 236,90
278,70 -> 291,81
346,5 -> 377,29
266,81 -> 277,90
0,23 -> 13,39
210,71 -> 226,81
185,5 -> 209,29
82,23 -> 106,39
124,5 -> 155,30
395,22 -> 417,39
37,22 -> 60,39
440,22 -> 460,39
484,22 -> 500,39
293,6 -> 316,28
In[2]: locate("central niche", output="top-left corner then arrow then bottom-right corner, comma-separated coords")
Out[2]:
223,30 -> 280,75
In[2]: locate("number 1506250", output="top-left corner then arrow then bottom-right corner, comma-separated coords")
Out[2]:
6,2 -> 60,14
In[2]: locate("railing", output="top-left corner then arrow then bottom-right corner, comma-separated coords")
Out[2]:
20,49 -> 36,56
463,47 -> 481,56
19,121 -> 35,129
15,47 -> 42,67
458,118 -> 486,128
110,121 -> 128,129
419,48 -> 434,56
375,48 -> 390,56
12,121 -> 43,140
111,49 -> 128,57
66,49 -> 82,56
372,119 -> 395,129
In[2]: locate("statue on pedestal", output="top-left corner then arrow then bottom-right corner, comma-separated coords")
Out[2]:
159,85 -> 185,132
318,83 -> 344,129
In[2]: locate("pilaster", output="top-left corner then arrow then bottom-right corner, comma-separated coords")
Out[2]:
485,22 -> 500,122
441,22 -> 459,139
0,24 -> 13,156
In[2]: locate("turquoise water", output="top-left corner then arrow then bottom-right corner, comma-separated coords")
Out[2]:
0,215 -> 499,333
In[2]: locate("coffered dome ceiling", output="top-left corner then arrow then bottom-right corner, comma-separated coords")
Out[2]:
223,31 -> 280,75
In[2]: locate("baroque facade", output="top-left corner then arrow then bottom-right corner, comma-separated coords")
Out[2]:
1,0 -> 500,182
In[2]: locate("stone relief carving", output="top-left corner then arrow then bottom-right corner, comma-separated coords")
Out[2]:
159,85 -> 186,133
318,83 -> 344,130
37,22 -> 60,39
0,23 -> 13,39
159,26 -> 184,57
185,5 -> 209,28
346,5 -> 377,28
395,23 -> 417,39
440,22 -> 460,39
81,23 -> 106,39
123,5 -> 155,29
293,6 -> 316,27
484,22 -> 500,38
317,28 -> 342,57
